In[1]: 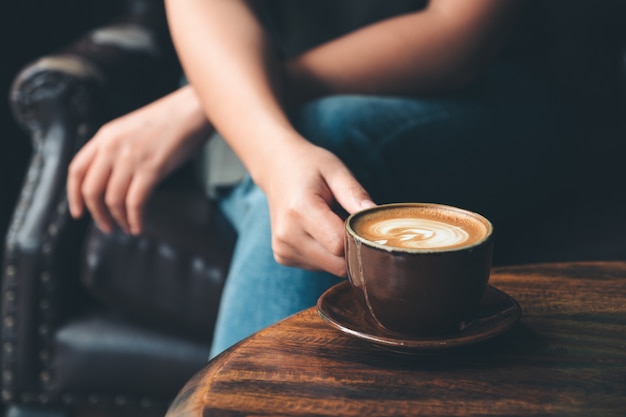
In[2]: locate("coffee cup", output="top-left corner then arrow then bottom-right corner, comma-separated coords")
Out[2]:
345,202 -> 494,337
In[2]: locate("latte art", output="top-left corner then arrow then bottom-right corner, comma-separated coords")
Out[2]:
350,204 -> 491,251
367,218 -> 470,249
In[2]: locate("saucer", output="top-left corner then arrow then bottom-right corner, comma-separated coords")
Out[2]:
317,281 -> 521,354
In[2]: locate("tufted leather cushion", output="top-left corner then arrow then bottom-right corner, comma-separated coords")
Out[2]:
80,185 -> 237,340
50,312 -> 210,401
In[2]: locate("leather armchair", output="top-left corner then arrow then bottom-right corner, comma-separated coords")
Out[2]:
2,0 -> 236,416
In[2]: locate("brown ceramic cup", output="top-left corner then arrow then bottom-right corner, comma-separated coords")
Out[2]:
345,203 -> 494,337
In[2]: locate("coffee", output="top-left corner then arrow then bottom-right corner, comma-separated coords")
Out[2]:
350,204 -> 489,250
345,203 -> 494,336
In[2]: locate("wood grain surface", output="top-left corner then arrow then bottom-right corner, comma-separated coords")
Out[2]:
166,262 -> 626,417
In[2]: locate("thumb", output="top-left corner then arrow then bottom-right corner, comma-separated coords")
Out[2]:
326,165 -> 376,215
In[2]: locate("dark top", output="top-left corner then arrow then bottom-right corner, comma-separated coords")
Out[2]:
257,0 -> 427,58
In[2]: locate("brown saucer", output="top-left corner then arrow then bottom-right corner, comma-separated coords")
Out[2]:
317,281 -> 521,354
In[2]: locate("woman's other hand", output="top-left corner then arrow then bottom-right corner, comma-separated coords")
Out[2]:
67,85 -> 211,235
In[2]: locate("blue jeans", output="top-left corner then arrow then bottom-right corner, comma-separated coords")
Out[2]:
209,62 -> 564,357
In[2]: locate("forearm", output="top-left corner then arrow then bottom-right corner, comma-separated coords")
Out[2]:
165,0 -> 303,190
157,84 -> 212,139
284,0 -> 523,103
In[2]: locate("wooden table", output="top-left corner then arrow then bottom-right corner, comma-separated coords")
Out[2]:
166,262 -> 626,417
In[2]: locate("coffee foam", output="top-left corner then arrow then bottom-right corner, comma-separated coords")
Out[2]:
351,205 -> 489,250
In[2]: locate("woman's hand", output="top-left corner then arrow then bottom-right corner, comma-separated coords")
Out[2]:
262,140 -> 375,277
67,86 -> 211,235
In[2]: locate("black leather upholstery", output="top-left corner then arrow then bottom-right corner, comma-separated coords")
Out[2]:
81,187 -> 236,339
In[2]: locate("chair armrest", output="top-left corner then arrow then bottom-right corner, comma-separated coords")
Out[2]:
10,0 -> 180,129
1,0 -> 181,402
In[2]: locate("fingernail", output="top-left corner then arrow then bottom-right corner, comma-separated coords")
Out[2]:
69,205 -> 80,219
360,200 -> 376,210
96,222 -> 111,234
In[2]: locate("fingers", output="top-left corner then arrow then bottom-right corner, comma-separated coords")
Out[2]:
125,170 -> 158,235
68,139 -> 117,233
301,198 -> 347,258
104,149 -> 160,235
67,141 -> 98,219
297,160 -> 375,272
67,131 -> 156,236
80,147 -> 116,233
271,192 -> 348,276
104,162 -> 133,234
323,163 -> 376,215
272,213 -> 347,277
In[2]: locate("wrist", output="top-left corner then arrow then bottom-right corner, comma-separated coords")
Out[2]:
168,85 -> 213,137
244,129 -> 311,192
